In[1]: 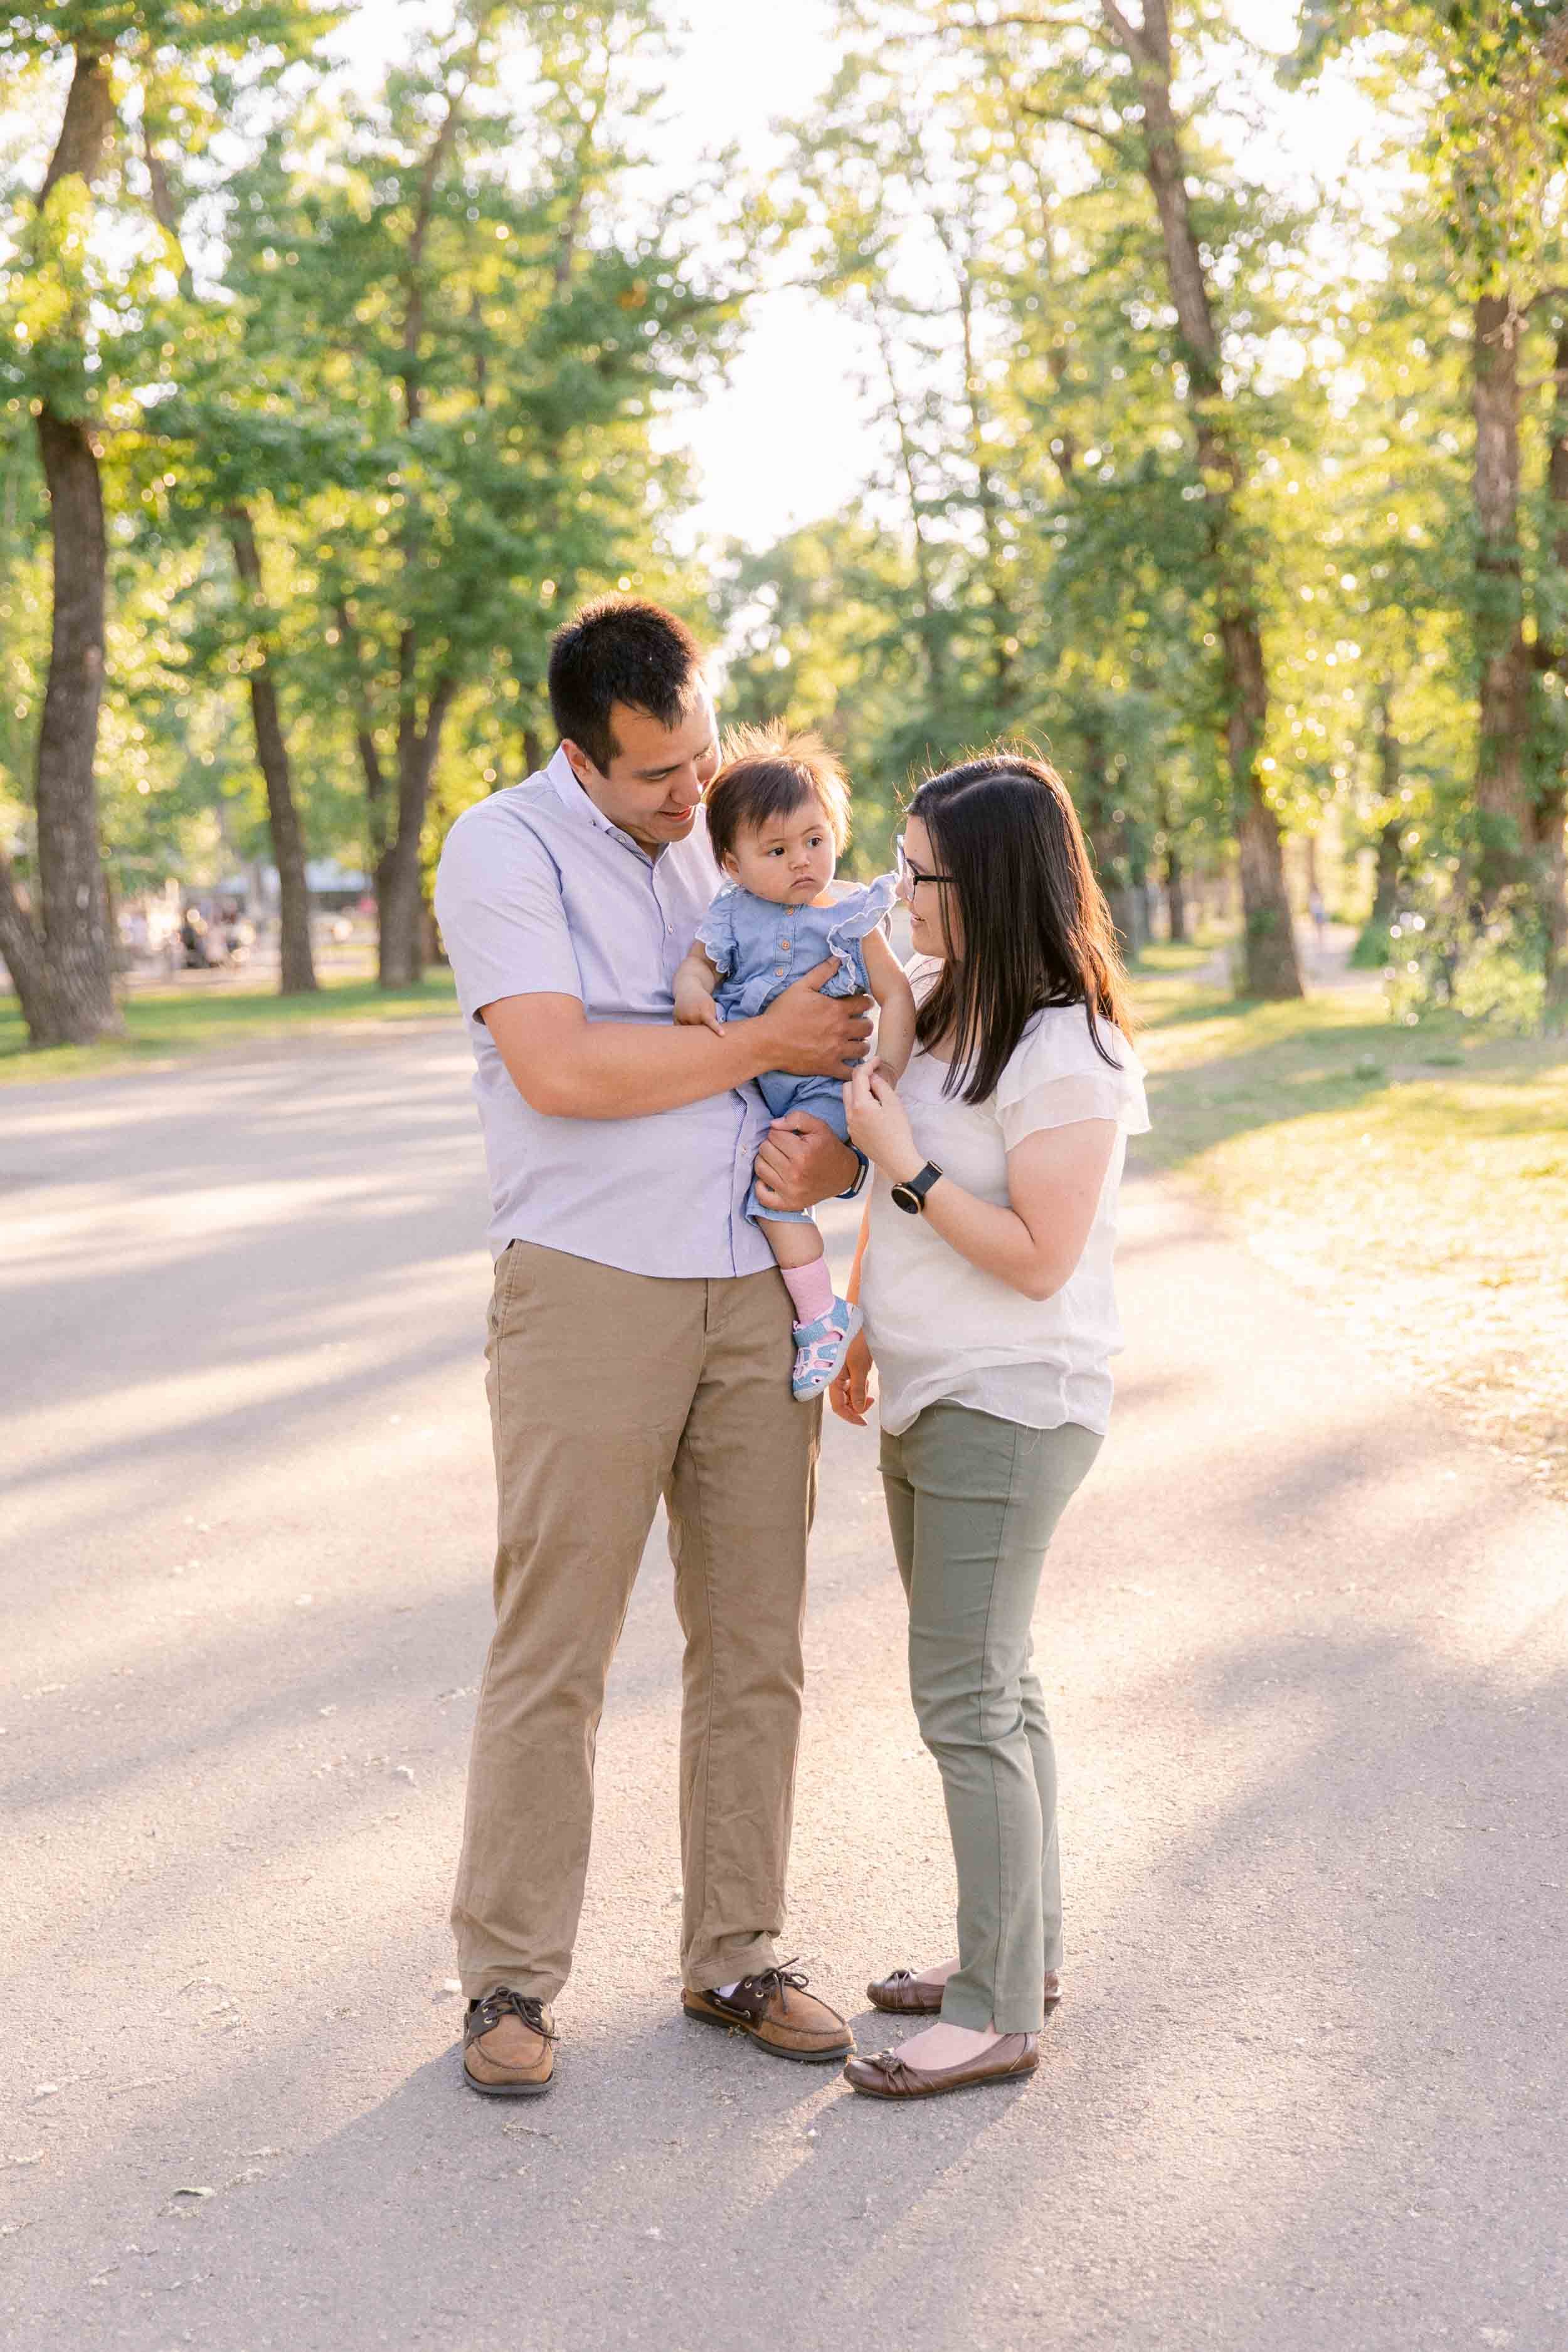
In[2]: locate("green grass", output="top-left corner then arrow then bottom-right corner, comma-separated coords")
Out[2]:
0,972 -> 458,1086
1130,940 -> 1568,1496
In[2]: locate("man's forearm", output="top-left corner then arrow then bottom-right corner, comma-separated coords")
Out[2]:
489,1007 -> 772,1120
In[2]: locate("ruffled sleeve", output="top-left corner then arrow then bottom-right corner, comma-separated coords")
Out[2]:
824,869 -> 898,960
996,1009 -> 1151,1152
694,884 -> 740,978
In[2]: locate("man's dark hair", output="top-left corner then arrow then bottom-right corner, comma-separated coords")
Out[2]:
547,598 -> 705,774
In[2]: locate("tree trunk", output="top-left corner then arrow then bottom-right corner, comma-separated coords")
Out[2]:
1164,839 -> 1187,942
1367,696 -> 1404,932
226,508 -> 317,995
1537,322 -> 1568,1010
1369,820 -> 1402,930
1077,719 -> 1140,954
0,857 -> 56,1037
1101,0 -> 1301,1000
375,836 -> 424,988
1222,605 -> 1299,995
1473,289 -> 1532,899
377,680 -> 455,987
140,110 -> 319,1000
874,312 -> 948,702
1537,784 -> 1568,1010
7,46 -> 124,1047
29,405 -> 121,1042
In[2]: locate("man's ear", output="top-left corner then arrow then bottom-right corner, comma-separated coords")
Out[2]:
560,738 -> 599,788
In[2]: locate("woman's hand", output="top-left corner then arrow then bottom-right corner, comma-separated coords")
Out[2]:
844,1059 -> 923,1184
829,1328 -> 876,1426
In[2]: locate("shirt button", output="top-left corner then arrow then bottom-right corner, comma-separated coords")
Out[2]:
778,938 -> 791,951
774,965 -> 787,977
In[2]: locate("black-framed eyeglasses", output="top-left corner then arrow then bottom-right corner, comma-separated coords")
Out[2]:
895,833 -> 954,893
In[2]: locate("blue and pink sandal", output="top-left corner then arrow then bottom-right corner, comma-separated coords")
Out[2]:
791,1300 -> 863,1402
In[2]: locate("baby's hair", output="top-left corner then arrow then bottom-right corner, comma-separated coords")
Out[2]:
704,722 -> 852,867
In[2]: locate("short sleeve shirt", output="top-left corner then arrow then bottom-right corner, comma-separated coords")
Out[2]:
433,749 -> 774,1277
860,959 -> 1150,1436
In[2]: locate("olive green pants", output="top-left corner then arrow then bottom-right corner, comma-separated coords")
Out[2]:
879,1402 -> 1102,2034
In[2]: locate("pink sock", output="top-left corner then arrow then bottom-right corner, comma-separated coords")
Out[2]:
781,1257 -> 835,1329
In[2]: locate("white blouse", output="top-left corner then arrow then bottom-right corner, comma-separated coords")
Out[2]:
861,965 -> 1150,1439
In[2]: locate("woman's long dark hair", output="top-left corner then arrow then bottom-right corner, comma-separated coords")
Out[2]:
908,751 -> 1133,1104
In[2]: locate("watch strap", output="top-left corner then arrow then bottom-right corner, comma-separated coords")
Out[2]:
837,1147 -> 871,1200
899,1160 -> 943,1208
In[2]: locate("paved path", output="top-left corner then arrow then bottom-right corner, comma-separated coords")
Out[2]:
3,1032 -> 1565,2352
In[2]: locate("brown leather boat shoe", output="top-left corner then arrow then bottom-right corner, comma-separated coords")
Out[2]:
867,1968 -> 1062,2016
462,1987 -> 555,2097
683,1961 -> 853,2063
844,2032 -> 1039,2100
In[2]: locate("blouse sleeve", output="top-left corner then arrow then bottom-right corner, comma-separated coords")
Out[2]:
996,1012 -> 1151,1152
906,953 -> 945,1007
694,886 -> 739,979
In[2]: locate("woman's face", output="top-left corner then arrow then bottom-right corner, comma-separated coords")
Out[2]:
901,814 -> 961,961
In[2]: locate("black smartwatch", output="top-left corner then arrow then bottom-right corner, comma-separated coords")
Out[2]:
891,1160 -> 944,1216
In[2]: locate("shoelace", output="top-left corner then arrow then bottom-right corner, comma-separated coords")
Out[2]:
470,1987 -> 556,2042
729,1959 -> 810,2011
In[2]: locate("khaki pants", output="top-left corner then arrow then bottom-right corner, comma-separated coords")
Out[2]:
879,1404 -> 1101,2033
452,1242 -> 820,2003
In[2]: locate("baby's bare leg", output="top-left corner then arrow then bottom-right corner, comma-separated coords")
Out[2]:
756,1216 -> 825,1272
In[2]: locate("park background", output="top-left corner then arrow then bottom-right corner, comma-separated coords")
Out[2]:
5,11 -> 1568,2346
3,0 -> 1565,1498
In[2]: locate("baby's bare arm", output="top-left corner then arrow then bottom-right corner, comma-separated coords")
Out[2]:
674,941 -> 723,1034
862,926 -> 917,1078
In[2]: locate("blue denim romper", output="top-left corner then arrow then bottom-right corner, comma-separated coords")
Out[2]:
696,872 -> 898,1224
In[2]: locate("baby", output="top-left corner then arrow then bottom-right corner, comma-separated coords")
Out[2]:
674,724 -> 916,1401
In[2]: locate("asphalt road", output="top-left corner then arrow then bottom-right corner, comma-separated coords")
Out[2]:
3,1027 -> 1565,2352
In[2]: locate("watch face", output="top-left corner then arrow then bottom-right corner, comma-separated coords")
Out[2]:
891,1184 -> 919,1214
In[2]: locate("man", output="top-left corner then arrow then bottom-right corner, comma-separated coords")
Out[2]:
434,598 -> 869,2098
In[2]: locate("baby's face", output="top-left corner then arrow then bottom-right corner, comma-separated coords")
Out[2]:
723,795 -> 838,906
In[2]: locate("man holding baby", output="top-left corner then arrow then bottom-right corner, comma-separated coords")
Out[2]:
434,598 -> 868,2097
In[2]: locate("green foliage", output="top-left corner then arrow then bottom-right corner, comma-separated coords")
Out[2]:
0,0 -> 748,948
1290,3 -> 1568,295
1,0 -> 1566,1034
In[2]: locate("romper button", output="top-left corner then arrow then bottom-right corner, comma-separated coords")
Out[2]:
774,965 -> 787,977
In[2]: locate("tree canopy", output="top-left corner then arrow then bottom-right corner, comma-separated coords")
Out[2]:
2,0 -> 1565,1034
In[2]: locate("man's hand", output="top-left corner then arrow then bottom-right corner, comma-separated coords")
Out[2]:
753,1111 -> 859,1214
755,958 -> 872,1078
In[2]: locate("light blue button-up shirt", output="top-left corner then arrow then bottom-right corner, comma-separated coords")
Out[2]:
434,747 -> 773,1278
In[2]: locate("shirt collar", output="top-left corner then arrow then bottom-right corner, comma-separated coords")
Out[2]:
546,743 -> 660,862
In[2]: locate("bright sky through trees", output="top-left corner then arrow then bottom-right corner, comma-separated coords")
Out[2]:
329,0 -> 1385,555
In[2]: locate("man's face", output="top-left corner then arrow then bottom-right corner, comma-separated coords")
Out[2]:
563,692 -> 719,852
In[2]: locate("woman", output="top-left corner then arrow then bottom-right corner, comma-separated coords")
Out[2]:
830,753 -> 1148,2102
